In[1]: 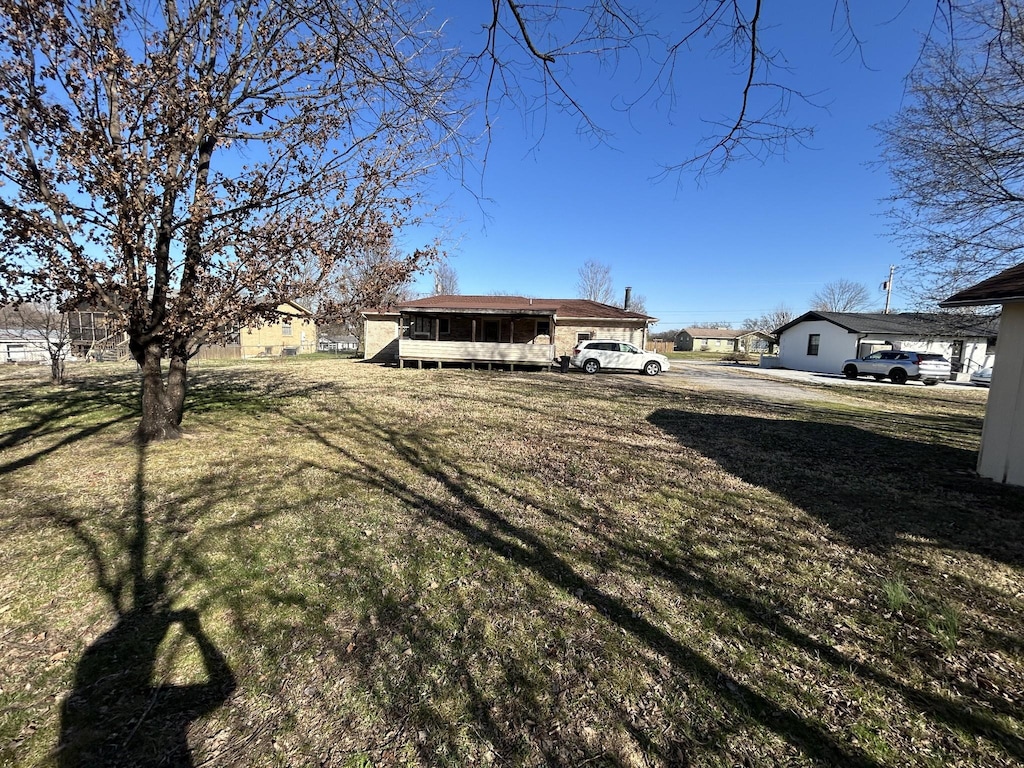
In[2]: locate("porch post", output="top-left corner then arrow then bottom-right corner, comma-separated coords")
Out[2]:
472,318 -> 477,342
509,317 -> 514,343
434,317 -> 439,341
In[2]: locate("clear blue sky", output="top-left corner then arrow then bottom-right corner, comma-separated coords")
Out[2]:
405,1 -> 939,331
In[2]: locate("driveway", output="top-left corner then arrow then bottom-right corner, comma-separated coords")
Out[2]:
661,360 -> 982,403
661,360 -> 838,403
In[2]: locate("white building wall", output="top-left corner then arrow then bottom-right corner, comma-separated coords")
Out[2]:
780,323 -> 996,376
977,302 -> 1024,486
778,321 -> 857,374
1,340 -> 50,363
895,337 -> 994,374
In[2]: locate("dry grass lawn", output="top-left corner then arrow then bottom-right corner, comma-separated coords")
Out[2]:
1,358 -> 1022,767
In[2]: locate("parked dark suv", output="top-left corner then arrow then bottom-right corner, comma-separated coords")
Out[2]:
841,350 -> 952,386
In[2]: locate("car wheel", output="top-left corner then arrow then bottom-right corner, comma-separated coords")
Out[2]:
643,360 -> 661,376
890,368 -> 908,385
843,365 -> 858,379
923,379 -> 940,386
582,359 -> 601,375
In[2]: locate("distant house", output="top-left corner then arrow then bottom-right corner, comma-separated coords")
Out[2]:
942,262 -> 1024,486
1,329 -> 55,363
773,311 -> 998,376
235,300 -> 317,357
361,295 -> 656,369
675,328 -> 776,354
68,300 -> 317,360
317,333 -> 359,353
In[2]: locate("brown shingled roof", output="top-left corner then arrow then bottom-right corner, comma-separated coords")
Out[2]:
941,262 -> 1024,307
396,295 -> 654,320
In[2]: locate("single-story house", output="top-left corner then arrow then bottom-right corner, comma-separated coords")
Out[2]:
317,333 -> 359,353
773,311 -> 999,377
1,329 -> 56,363
362,295 -> 656,369
69,300 -> 317,360
942,262 -> 1024,486
675,328 -> 776,354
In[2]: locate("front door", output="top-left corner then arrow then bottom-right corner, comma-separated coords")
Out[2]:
950,340 -> 964,373
483,320 -> 500,343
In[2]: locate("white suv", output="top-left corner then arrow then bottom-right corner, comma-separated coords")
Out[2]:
841,350 -> 951,386
570,340 -> 670,376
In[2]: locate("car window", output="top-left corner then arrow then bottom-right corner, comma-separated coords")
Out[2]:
865,352 -> 883,360
619,343 -> 636,353
897,353 -> 910,360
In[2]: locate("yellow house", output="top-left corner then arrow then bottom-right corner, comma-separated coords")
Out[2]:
238,300 -> 317,358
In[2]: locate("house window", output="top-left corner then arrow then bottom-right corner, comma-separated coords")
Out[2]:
537,320 -> 551,337
577,332 -> 592,343
986,337 -> 996,354
281,318 -> 292,336
806,334 -> 820,356
411,316 -> 432,337
438,318 -> 450,336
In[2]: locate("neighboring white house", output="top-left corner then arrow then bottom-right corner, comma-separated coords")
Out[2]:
1,329 -> 57,363
317,333 -> 359,352
942,263 -> 1024,486
773,312 -> 998,377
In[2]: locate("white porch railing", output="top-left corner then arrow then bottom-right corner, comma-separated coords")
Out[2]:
400,339 -> 555,365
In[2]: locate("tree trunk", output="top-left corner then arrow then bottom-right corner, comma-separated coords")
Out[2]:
166,346 -> 189,427
50,356 -> 65,385
135,341 -> 183,442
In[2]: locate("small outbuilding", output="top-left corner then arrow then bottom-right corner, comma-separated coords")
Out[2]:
942,262 -> 1024,486
773,311 -> 998,377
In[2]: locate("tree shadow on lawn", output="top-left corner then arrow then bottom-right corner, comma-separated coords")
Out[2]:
276,384 -> 1024,766
51,444 -> 239,767
6,373 -> 333,766
0,372 -> 138,473
288,407 -> 893,767
646,405 -> 1024,568
41,374 -> 346,766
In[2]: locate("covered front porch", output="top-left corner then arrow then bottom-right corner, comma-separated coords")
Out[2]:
398,308 -> 557,369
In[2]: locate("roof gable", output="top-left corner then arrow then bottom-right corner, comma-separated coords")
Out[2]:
942,261 -> 1024,306
774,311 -> 999,337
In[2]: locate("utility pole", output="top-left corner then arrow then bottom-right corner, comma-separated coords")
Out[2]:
882,265 -> 895,314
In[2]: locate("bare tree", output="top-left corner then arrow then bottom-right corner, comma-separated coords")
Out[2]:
650,328 -> 681,341
690,321 -> 734,329
809,279 -> 872,312
475,1 -> 892,177
0,300 -> 71,383
433,261 -> 460,296
576,260 -> 615,305
742,304 -> 794,332
0,0 -> 465,440
882,1 -> 1024,303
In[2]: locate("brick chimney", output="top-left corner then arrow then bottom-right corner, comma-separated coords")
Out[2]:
624,286 -> 632,310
